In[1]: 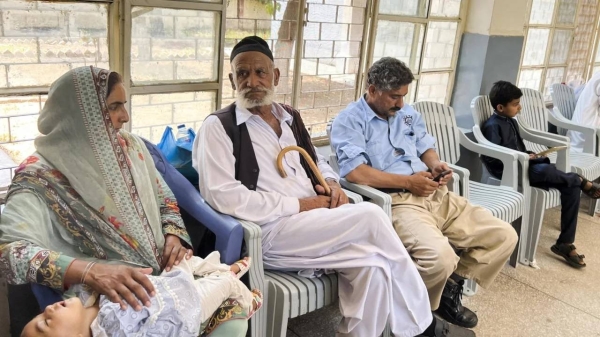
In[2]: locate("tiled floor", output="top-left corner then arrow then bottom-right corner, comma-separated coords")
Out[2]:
285,201 -> 600,337
2,202 -> 600,337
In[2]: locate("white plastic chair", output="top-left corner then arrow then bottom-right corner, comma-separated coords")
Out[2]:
327,105 -> 521,295
519,87 -> 600,216
550,83 -> 600,155
471,95 -> 568,267
412,102 -> 524,270
549,83 -> 577,136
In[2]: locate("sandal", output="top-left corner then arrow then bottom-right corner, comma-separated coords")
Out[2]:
551,243 -> 586,269
580,177 -> 600,199
247,289 -> 263,319
232,257 -> 251,279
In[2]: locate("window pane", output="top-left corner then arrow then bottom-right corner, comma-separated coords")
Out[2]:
522,29 -> 550,66
0,94 -> 45,182
416,72 -> 449,104
222,0 -> 300,108
430,0 -> 461,18
130,7 -> 219,85
374,21 -> 425,73
300,1 -> 367,138
548,29 -> 572,65
131,91 -> 217,143
422,21 -> 458,70
379,0 -> 428,17
518,68 -> 543,91
0,1 -> 108,88
543,67 -> 565,100
566,0 -> 597,85
529,0 -> 556,25
556,0 -> 577,25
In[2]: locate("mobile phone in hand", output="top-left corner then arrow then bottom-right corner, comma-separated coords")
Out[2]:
433,170 -> 452,182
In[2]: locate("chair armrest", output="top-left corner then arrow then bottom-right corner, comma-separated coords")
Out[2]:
516,117 -> 570,145
239,220 -> 267,290
516,123 -> 570,171
342,188 -> 363,203
460,130 -> 519,190
447,172 -> 460,195
472,126 -> 530,190
238,219 -> 267,337
339,178 -> 392,220
548,109 -> 596,154
447,164 -> 469,198
184,199 -> 244,265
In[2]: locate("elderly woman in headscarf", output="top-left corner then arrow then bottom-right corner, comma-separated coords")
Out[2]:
0,66 -> 257,336
568,71 -> 600,153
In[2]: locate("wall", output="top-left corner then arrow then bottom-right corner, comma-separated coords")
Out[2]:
451,0 -> 528,128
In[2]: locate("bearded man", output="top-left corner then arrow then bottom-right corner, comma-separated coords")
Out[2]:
192,36 -> 474,337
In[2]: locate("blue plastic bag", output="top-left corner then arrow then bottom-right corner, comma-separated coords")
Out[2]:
157,126 -> 198,186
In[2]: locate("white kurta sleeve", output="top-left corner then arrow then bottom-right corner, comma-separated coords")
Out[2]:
194,116 -> 299,225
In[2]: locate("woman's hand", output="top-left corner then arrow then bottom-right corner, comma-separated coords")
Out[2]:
85,263 -> 156,311
162,234 -> 192,272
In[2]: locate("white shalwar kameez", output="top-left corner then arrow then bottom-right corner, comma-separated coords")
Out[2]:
193,102 -> 432,337
568,71 -> 600,153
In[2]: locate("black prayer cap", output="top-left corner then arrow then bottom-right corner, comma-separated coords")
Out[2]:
230,36 -> 274,62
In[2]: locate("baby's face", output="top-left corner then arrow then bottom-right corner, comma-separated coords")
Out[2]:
22,297 -> 86,337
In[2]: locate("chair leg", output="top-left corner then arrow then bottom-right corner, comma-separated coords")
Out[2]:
463,279 -> 478,296
266,282 -> 290,337
521,190 -> 546,267
508,217 -> 523,267
586,193 -> 595,216
249,283 -> 268,337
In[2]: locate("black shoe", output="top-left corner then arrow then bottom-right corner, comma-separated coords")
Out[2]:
435,280 -> 478,328
417,317 -> 476,337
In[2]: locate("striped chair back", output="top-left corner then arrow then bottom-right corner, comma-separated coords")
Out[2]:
470,95 -> 495,127
518,88 -> 550,153
412,101 -> 461,165
550,83 -> 576,121
550,83 -> 577,136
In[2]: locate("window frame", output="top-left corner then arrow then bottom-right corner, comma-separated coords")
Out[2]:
518,0 -> 600,101
121,0 -> 226,132
360,0 -> 468,106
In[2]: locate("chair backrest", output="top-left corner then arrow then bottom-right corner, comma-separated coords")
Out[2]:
550,83 -> 577,121
470,95 -> 495,127
412,101 -> 461,165
518,88 -> 549,132
143,138 -> 204,217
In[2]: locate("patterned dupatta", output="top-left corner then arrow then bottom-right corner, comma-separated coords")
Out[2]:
6,67 -> 166,273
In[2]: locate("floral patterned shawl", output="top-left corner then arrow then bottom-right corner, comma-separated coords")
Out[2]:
0,66 -> 191,290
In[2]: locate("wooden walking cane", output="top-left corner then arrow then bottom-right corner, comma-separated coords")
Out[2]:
276,145 -> 331,196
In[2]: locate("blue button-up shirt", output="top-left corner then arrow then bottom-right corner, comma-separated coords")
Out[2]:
331,96 -> 437,178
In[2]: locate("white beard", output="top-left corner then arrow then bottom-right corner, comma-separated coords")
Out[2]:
236,87 -> 275,110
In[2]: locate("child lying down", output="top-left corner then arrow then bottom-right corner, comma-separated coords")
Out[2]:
21,252 -> 262,337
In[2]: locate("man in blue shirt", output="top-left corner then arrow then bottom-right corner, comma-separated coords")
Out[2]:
331,57 -> 518,330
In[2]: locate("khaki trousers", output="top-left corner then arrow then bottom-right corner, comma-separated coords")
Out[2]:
391,186 -> 518,310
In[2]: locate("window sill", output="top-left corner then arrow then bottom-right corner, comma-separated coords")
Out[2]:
311,136 -> 330,148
